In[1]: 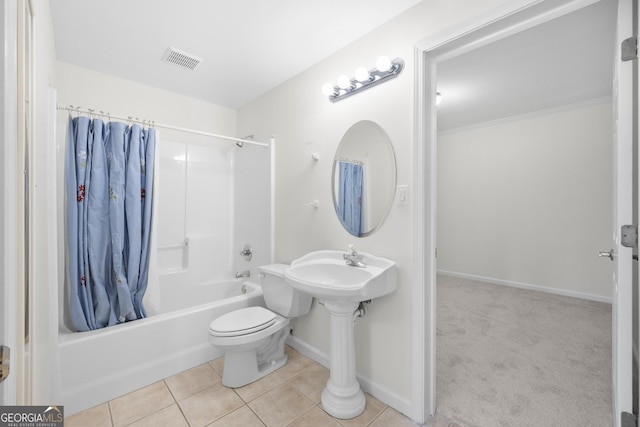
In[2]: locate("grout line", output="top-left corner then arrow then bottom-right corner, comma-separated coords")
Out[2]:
164,379 -> 192,427
245,402 -> 267,426
287,404 -> 319,426
163,379 -> 178,402
107,401 -> 115,427
366,405 -> 388,426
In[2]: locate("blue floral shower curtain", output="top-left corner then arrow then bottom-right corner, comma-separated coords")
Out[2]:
66,116 -> 156,331
337,161 -> 363,236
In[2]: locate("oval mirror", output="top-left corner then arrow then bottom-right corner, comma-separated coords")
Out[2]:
332,120 -> 397,237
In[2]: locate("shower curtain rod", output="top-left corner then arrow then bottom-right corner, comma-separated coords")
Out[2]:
336,156 -> 364,166
56,103 -> 270,148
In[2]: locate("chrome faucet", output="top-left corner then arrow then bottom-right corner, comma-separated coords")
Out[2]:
235,270 -> 250,278
343,244 -> 366,268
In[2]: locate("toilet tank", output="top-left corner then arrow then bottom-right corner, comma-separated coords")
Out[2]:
259,264 -> 313,317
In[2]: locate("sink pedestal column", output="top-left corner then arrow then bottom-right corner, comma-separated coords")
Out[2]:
320,300 -> 365,419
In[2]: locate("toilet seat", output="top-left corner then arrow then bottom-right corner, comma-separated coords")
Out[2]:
209,306 -> 276,337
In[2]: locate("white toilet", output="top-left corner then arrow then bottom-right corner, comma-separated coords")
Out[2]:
208,264 -> 313,388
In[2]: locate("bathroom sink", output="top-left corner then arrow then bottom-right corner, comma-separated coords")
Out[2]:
284,250 -> 397,302
284,249 -> 397,418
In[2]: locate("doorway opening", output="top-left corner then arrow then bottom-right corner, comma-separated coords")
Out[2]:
411,0 -> 631,424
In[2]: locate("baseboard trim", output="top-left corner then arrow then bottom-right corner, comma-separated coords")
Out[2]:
437,270 -> 612,304
286,336 -> 412,417
286,335 -> 330,367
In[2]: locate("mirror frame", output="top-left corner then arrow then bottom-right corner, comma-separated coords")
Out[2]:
331,120 -> 397,237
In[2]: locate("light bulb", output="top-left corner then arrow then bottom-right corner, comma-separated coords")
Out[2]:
354,67 -> 370,82
337,75 -> 351,90
322,82 -> 335,96
376,56 -> 391,72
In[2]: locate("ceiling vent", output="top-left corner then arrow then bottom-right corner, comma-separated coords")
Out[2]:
162,47 -> 203,70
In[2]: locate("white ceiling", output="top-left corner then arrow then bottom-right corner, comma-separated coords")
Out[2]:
437,0 -> 617,131
49,0 -> 422,109
50,0 -> 617,126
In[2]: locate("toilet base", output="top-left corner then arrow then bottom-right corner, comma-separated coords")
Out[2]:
220,325 -> 290,388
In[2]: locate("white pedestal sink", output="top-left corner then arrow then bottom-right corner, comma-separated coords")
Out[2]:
284,250 -> 397,419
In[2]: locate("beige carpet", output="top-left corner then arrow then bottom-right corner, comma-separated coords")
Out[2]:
436,274 -> 612,426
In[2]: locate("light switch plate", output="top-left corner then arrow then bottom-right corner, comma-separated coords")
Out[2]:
398,185 -> 409,206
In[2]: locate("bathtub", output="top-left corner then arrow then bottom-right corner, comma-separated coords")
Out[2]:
58,277 -> 265,416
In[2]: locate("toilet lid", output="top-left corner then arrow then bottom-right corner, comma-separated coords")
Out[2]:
209,306 -> 276,337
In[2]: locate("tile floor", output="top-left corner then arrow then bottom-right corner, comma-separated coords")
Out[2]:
65,345 -> 455,427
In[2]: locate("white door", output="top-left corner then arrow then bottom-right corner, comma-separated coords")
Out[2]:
611,0 -> 636,424
0,0 -> 18,406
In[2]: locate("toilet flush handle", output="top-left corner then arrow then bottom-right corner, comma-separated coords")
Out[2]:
598,249 -> 614,261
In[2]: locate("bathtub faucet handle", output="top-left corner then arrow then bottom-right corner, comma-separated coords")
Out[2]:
240,244 -> 252,261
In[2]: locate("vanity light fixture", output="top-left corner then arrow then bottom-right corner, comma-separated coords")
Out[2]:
322,56 -> 404,103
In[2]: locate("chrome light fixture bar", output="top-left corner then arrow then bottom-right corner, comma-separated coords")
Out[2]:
322,56 -> 404,103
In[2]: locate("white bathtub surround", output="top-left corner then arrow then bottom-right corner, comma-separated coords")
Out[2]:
157,140 -> 235,278
59,279 -> 264,416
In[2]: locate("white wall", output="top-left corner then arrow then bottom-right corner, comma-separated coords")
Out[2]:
437,101 -> 613,301
55,62 -> 237,140
237,0 -> 515,414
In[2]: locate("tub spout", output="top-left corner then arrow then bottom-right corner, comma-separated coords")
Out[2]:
235,270 -> 250,278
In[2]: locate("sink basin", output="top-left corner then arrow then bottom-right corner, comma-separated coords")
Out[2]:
284,250 -> 397,302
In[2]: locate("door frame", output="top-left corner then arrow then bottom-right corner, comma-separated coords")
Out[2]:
1,0 -> 19,406
411,0 -> 626,422
614,0 -> 636,418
